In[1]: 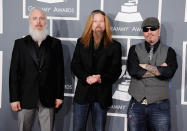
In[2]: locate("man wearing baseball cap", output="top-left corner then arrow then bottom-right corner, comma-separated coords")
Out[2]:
127,17 -> 178,131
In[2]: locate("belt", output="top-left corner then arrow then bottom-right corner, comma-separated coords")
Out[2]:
141,98 -> 148,105
132,97 -> 168,105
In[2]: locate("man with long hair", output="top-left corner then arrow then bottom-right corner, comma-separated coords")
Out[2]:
9,8 -> 64,131
71,10 -> 122,131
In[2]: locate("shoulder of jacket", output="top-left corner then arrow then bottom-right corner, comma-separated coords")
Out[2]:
112,39 -> 120,45
76,38 -> 84,46
15,35 -> 29,41
14,35 -> 31,46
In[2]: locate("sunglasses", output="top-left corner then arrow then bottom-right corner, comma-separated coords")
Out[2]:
143,27 -> 159,32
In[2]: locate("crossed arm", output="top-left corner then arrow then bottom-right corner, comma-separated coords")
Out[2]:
139,63 -> 167,78
127,45 -> 178,80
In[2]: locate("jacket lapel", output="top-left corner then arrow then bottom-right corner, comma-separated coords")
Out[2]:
25,35 -> 40,68
39,36 -> 51,69
88,38 -> 94,72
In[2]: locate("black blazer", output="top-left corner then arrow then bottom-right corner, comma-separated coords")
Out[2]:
71,38 -> 122,108
9,35 -> 64,109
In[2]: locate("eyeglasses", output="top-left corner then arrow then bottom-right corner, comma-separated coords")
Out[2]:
143,27 -> 159,32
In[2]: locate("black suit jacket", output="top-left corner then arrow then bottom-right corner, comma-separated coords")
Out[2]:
9,35 -> 64,109
71,38 -> 122,108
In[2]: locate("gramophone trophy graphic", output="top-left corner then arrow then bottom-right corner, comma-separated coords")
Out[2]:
36,0 -> 64,3
112,65 -> 131,101
115,0 -> 143,22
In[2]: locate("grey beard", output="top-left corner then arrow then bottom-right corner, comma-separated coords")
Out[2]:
29,25 -> 48,42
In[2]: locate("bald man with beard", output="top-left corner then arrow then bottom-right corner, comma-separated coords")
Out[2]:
9,8 -> 64,131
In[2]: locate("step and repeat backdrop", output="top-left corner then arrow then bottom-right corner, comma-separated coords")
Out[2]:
0,0 -> 187,131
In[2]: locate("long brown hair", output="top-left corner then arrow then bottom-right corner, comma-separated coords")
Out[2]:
80,10 -> 112,47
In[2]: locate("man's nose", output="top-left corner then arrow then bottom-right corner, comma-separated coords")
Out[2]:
97,22 -> 101,26
37,19 -> 41,24
147,29 -> 152,33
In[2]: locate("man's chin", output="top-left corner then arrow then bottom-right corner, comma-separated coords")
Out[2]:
95,30 -> 104,34
148,40 -> 157,45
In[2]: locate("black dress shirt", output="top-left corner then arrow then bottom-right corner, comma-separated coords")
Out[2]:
33,41 -> 46,67
127,41 -> 178,80
87,38 -> 104,102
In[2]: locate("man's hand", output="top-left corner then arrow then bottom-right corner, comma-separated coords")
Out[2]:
55,99 -> 63,108
86,75 -> 101,85
139,64 -> 147,69
11,101 -> 21,112
161,63 -> 167,67
92,75 -> 101,83
86,76 -> 97,85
